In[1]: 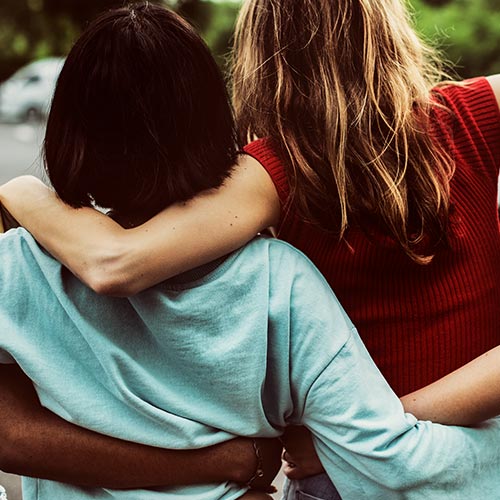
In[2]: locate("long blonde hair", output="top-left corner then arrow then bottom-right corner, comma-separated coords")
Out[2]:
232,0 -> 454,263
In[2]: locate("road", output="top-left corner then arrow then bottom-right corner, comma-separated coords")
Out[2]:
0,122 -> 45,185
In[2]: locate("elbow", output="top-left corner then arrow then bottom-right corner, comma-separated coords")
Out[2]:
75,234 -> 162,296
80,240 -> 142,297
375,455 -> 441,492
0,440 -> 12,473
381,473 -> 415,492
90,277 -> 140,297
84,267 -> 139,297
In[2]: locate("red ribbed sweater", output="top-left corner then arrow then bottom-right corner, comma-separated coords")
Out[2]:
244,78 -> 500,396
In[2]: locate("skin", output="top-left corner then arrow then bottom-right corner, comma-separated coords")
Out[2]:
2,71 -> 500,295
283,345 -> 500,479
0,233 -> 283,493
0,155 -> 280,296
400,345 -> 500,426
0,75 -> 499,485
0,364 -> 282,493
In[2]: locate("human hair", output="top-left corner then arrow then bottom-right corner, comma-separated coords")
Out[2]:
45,2 -> 237,219
232,0 -> 454,263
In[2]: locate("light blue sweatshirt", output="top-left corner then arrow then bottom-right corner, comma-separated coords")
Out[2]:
0,228 -> 499,499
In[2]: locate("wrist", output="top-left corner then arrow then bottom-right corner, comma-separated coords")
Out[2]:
246,440 -> 264,487
220,438 -> 259,484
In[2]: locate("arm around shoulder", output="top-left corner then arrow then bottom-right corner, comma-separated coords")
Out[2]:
0,365 -> 280,488
0,157 -> 279,296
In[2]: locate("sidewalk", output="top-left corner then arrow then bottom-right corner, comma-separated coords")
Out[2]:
0,473 -> 21,500
0,469 -> 285,500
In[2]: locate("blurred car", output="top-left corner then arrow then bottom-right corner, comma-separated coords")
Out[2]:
0,57 -> 64,122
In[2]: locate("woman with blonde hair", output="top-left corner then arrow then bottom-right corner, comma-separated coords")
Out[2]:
1,0 -> 500,497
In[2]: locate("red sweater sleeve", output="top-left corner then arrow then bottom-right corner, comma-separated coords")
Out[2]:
432,77 -> 500,183
243,138 -> 290,208
241,78 -> 500,396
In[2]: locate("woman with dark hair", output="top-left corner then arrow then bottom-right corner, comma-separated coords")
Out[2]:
3,0 -> 499,412
0,2 -> 280,498
1,0 -> 500,499
45,2 -> 236,222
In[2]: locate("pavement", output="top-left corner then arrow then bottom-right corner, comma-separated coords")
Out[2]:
0,473 -> 21,500
0,122 -> 45,184
0,469 -> 285,500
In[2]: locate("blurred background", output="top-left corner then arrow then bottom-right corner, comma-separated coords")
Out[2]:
0,0 -> 499,498
0,0 -> 500,186
1,0 -> 500,185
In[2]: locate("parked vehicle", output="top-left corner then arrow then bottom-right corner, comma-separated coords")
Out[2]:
0,58 -> 64,122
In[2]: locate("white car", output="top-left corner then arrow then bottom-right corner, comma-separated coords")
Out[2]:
0,57 -> 64,122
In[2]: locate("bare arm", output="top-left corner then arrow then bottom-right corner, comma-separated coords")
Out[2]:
486,74 -> 500,209
400,345 -> 500,426
397,75 -> 500,424
0,155 -> 279,296
282,346 -> 500,479
0,364 -> 282,489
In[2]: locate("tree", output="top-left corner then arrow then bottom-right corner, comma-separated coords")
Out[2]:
411,0 -> 500,77
0,0 -> 164,80
0,0 -> 229,82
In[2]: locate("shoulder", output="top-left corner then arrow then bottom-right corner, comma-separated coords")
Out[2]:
431,78 -> 500,167
234,236 -> 319,285
243,236 -> 344,306
433,77 -> 493,100
432,77 -> 500,122
243,138 -> 290,206
0,227 -> 37,253
486,74 -> 500,113
242,235 -> 315,270
0,228 -> 59,282
243,137 -> 279,163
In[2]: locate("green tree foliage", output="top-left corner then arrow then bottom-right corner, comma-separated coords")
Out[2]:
0,0 -> 164,81
0,0 -> 239,81
173,0 -> 239,71
0,0 -> 498,82
411,0 -> 500,77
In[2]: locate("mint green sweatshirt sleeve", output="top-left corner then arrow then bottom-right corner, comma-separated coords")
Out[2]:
1,228 -> 499,500
274,244 -> 500,499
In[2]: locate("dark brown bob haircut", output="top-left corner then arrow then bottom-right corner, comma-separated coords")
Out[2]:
44,2 -> 237,219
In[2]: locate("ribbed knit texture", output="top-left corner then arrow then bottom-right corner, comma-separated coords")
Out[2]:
244,77 -> 500,396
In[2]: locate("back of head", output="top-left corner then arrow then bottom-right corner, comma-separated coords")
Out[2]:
233,0 -> 453,263
45,2 -> 236,219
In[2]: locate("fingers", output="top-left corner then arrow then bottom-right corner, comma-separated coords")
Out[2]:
281,448 -> 325,480
283,463 -> 308,480
281,450 -> 296,467
282,450 -> 306,480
